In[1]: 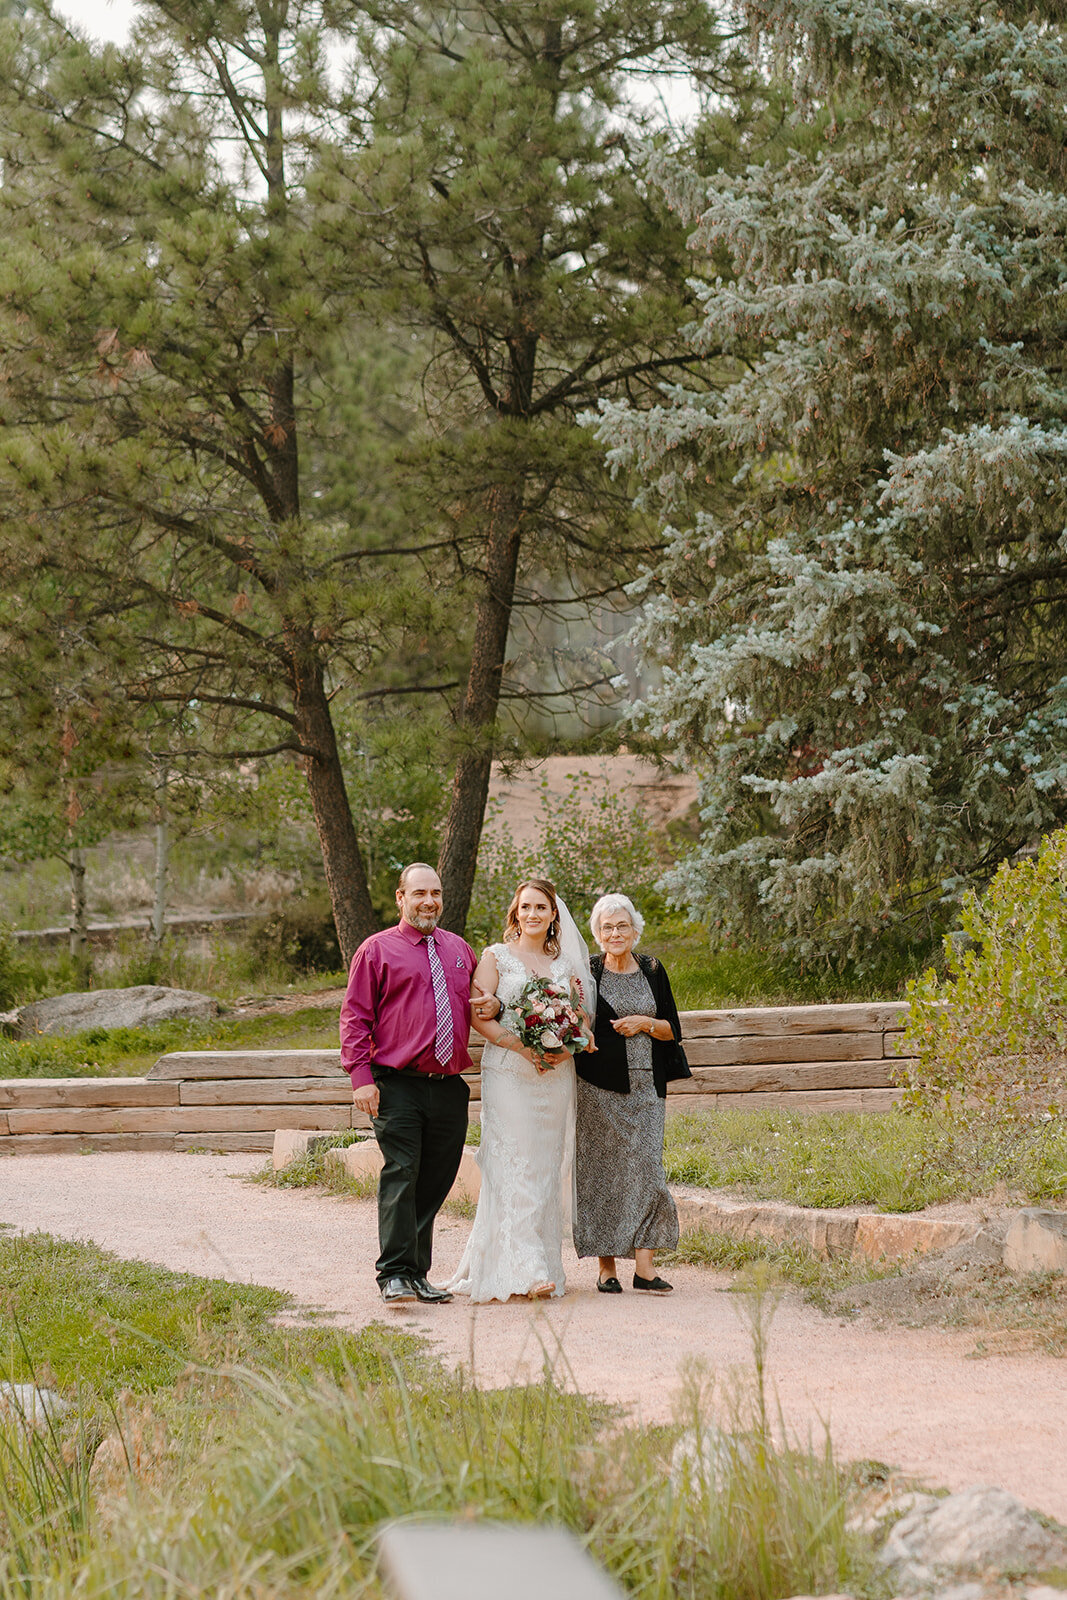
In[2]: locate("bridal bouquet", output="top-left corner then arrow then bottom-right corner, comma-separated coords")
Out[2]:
505,976 -> 591,1070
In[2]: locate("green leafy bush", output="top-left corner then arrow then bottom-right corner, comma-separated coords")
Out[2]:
467,771 -> 665,946
248,898 -> 342,976
901,829 -> 1067,1122
0,926 -> 21,1011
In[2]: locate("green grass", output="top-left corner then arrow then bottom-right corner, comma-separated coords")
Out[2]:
0,1233 -> 884,1600
663,1107 -> 1067,1211
661,1228 -> 902,1308
256,1131 -> 376,1197
258,1133 -> 479,1218
0,1004 -> 342,1079
263,1104 -> 1067,1219
0,1231 -> 393,1401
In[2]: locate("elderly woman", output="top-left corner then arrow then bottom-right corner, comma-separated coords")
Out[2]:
575,893 -> 691,1294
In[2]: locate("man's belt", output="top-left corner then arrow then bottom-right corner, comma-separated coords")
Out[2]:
375,1064 -> 453,1082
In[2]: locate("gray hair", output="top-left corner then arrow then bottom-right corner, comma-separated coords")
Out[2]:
589,893 -> 644,947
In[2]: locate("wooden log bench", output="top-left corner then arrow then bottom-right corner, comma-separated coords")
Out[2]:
0,1002 -> 911,1153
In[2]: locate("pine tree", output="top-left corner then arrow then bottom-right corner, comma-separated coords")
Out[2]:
595,0 -> 1067,963
319,1 -> 742,931
0,0 -> 431,960
0,0 -> 747,948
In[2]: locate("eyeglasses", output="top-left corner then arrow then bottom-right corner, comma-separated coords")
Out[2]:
600,922 -> 634,935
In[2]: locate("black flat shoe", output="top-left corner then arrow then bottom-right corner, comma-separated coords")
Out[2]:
632,1273 -> 673,1294
597,1276 -> 623,1294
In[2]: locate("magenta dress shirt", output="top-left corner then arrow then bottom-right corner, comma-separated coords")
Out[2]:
340,919 -> 478,1090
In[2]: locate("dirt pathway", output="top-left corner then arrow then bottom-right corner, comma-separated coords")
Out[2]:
1,1152 -> 1064,1520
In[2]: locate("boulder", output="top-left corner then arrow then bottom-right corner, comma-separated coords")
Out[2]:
880,1487 -> 1067,1589
0,1382 -> 69,1430
13,985 -> 219,1038
669,1426 -> 758,1493
1003,1210 -> 1067,1276
846,1485 -> 938,1539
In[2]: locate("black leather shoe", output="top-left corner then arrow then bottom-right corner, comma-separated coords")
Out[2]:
380,1275 -> 418,1304
597,1276 -> 623,1294
412,1276 -> 453,1304
632,1273 -> 673,1294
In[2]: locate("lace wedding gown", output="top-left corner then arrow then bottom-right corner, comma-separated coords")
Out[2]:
447,943 -> 577,1302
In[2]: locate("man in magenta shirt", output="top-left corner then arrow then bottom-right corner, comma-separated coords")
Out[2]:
340,862 -> 499,1304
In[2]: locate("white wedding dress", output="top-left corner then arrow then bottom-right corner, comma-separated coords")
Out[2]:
447,943 -> 577,1302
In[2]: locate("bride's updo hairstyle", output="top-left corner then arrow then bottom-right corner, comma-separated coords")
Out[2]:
503,878 -> 561,957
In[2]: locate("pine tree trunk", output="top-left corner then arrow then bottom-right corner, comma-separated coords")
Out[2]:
438,488 -> 523,933
68,847 -> 90,987
152,773 -> 168,948
291,645 -> 378,965
259,40 -> 376,967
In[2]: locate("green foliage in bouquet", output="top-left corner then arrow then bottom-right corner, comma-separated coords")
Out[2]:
900,830 -> 1067,1123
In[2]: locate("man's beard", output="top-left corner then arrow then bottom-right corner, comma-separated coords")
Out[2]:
407,910 -> 440,933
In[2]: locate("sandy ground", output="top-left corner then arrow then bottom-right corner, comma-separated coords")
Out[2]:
1,1152 -> 1064,1522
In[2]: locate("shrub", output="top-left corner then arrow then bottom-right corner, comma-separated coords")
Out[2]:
248,898 -> 342,976
467,771 -> 665,946
0,926 -> 22,1011
900,828 -> 1067,1122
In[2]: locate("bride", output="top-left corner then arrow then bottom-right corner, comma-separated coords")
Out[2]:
446,878 -> 594,1302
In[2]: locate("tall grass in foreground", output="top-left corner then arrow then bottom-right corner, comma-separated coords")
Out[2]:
0,1333 -> 882,1600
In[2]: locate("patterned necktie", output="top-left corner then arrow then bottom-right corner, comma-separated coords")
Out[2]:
424,935 -> 453,1066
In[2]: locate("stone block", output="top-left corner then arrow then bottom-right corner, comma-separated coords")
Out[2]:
272,1128 -> 366,1170
1003,1209 -> 1067,1275
685,1033 -> 886,1067
672,1191 -> 981,1265
326,1141 -> 382,1184
324,1140 -> 481,1203
678,1060 -> 896,1093
149,1049 -> 343,1080
679,1002 -> 908,1039
180,1077 -> 352,1106
672,1191 -> 857,1260
176,1133 -> 275,1153
0,1078 -> 179,1109
853,1215 -> 977,1261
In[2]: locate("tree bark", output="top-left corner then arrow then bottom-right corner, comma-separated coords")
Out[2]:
438,487 -> 523,933
258,32 -> 376,967
290,639 -> 378,964
68,846 -> 90,987
152,770 -> 168,948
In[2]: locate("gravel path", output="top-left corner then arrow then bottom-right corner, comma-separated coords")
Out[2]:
1,1152 -> 1064,1521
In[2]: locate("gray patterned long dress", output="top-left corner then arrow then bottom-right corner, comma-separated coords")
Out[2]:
573,965 -> 679,1259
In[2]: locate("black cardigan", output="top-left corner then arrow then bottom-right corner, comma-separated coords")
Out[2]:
576,951 -> 691,1099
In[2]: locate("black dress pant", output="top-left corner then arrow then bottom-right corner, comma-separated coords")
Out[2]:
371,1068 -> 470,1286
